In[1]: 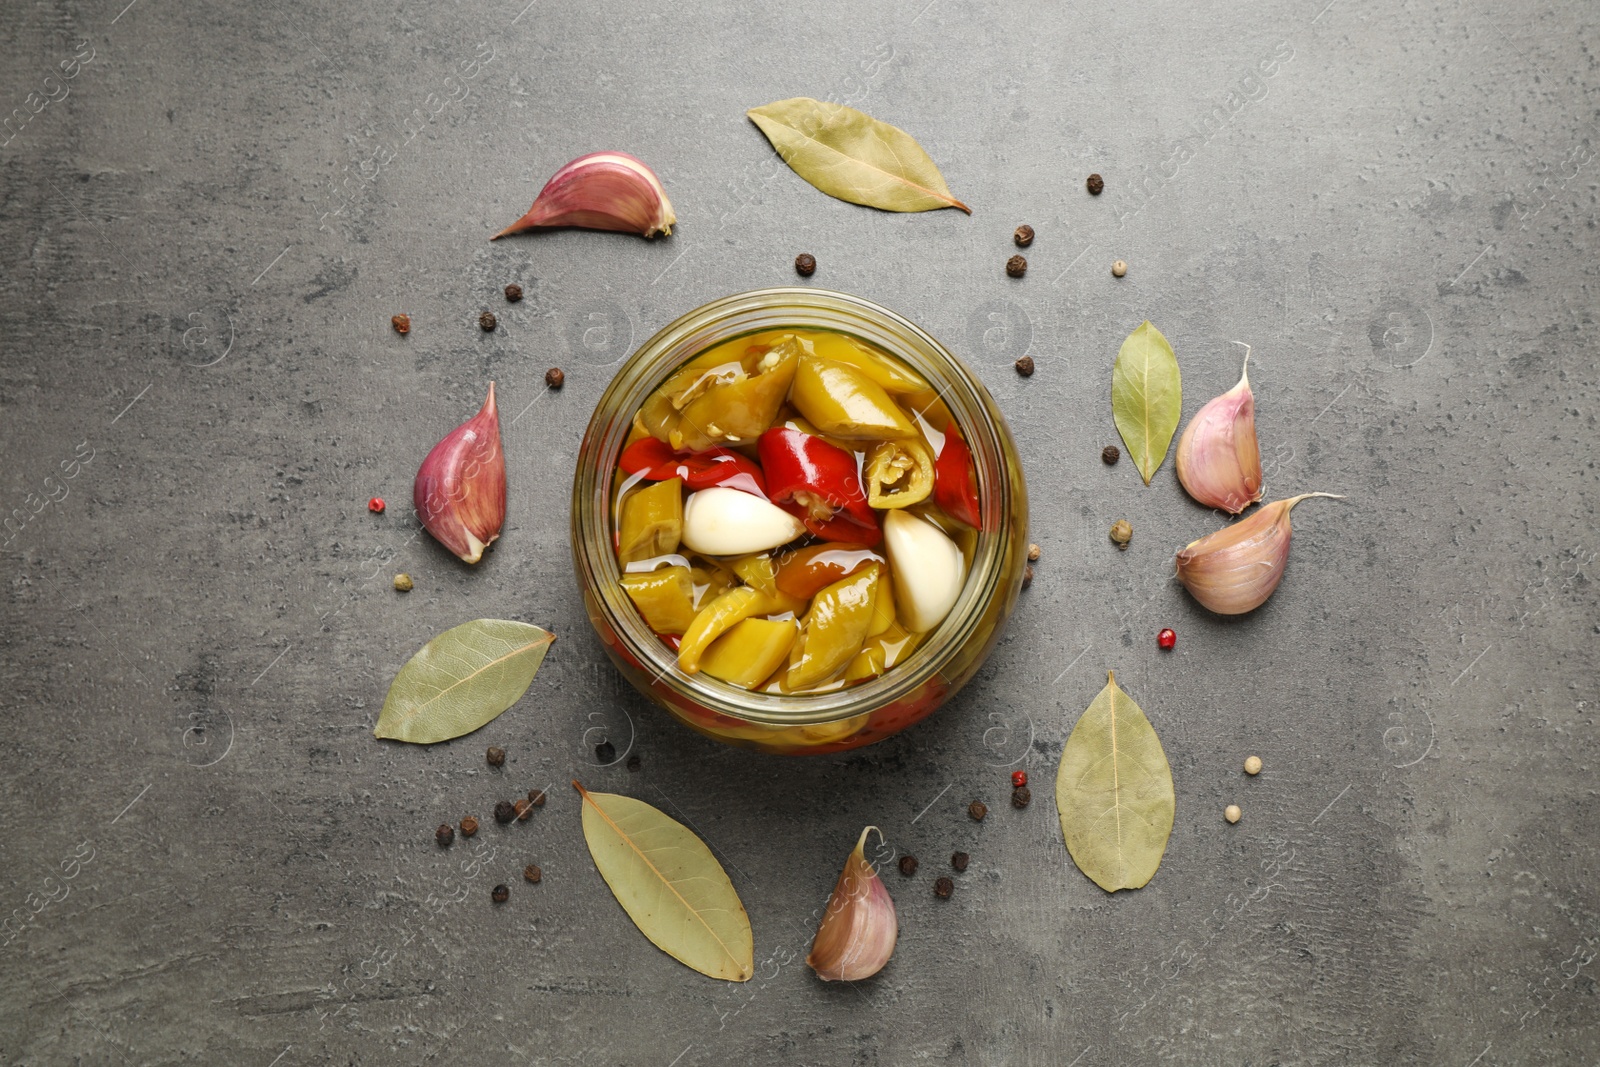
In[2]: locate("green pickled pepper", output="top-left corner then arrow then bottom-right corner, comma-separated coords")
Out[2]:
678,585 -> 807,674
640,336 -> 801,452
618,477 -> 683,564
787,564 -> 882,689
620,565 -> 698,635
698,618 -> 800,689
790,353 -> 917,440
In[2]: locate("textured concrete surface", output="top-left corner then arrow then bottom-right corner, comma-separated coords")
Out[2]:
2,0 -> 1597,1063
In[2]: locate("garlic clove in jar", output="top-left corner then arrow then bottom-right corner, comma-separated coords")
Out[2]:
807,826 -> 897,982
413,383 -> 506,564
1175,346 -> 1263,515
882,509 -> 965,633
681,487 -> 806,556
1174,493 -> 1343,614
491,151 -> 675,240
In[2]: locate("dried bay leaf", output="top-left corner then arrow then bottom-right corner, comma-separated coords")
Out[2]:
747,97 -> 971,214
574,782 -> 754,982
374,619 -> 554,744
1056,671 -> 1175,892
1112,321 -> 1182,485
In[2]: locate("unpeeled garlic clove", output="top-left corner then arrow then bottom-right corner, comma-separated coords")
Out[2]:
1175,493 -> 1343,614
1175,346 -> 1263,514
414,383 -> 506,564
681,487 -> 805,555
807,826 -> 897,982
883,509 -> 965,632
491,151 -> 675,240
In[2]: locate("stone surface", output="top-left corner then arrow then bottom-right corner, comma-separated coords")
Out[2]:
2,0 -> 1597,1063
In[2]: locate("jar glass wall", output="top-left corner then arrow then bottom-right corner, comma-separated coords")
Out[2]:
571,289 -> 1028,754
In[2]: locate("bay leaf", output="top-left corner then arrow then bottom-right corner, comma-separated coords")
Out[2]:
374,619 -> 554,744
1056,671 -> 1175,892
574,781 -> 754,982
747,97 -> 971,214
1111,320 -> 1183,485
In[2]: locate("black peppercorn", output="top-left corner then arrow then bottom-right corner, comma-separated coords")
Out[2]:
1101,445 -> 1120,465
794,253 -> 816,276
951,851 -> 970,872
435,823 -> 455,847
1015,355 -> 1035,377
898,855 -> 919,877
934,876 -> 954,899
479,311 -> 497,331
491,884 -> 509,903
626,754 -> 641,772
504,283 -> 523,302
595,740 -> 616,764
968,800 -> 988,822
391,313 -> 411,335
514,798 -> 532,821
1013,224 -> 1034,247
493,799 -> 516,824
545,367 -> 564,389
528,788 -> 546,807
486,745 -> 506,767
460,816 -> 479,837
524,864 -> 542,884
1086,173 -> 1104,196
1012,785 -> 1032,809
1006,255 -> 1027,278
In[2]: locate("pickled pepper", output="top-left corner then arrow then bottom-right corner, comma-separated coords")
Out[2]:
620,565 -> 698,634
641,335 -> 801,451
729,553 -> 782,596
865,439 -> 935,509
678,584 -> 807,674
618,477 -> 683,563
758,427 -> 881,545
790,353 -> 918,440
786,564 -> 883,689
619,437 -> 767,497
806,333 -> 931,395
774,543 -> 883,599
933,423 -> 982,529
844,621 -> 924,681
698,618 -> 799,689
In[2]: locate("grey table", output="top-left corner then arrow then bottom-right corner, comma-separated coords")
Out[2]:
2,0 -> 1596,1063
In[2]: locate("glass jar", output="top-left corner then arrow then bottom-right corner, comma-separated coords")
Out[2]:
571,288 -> 1028,754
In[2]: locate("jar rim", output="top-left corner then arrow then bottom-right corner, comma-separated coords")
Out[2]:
571,288 -> 1020,727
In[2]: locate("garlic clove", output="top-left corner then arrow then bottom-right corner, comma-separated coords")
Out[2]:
883,509 -> 965,632
491,151 -> 675,240
1175,345 -> 1263,514
1175,493 -> 1343,614
807,826 -> 897,982
681,487 -> 806,556
414,383 -> 506,564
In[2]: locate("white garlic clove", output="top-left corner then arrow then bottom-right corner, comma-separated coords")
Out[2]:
807,826 -> 897,982
883,509 -> 965,633
1175,492 -> 1343,614
1175,346 -> 1263,515
491,151 -> 675,240
680,487 -> 806,556
413,383 -> 506,564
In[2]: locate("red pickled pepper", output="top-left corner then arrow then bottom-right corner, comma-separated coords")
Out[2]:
757,428 -> 881,546
619,437 -> 767,497
933,422 -> 982,529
